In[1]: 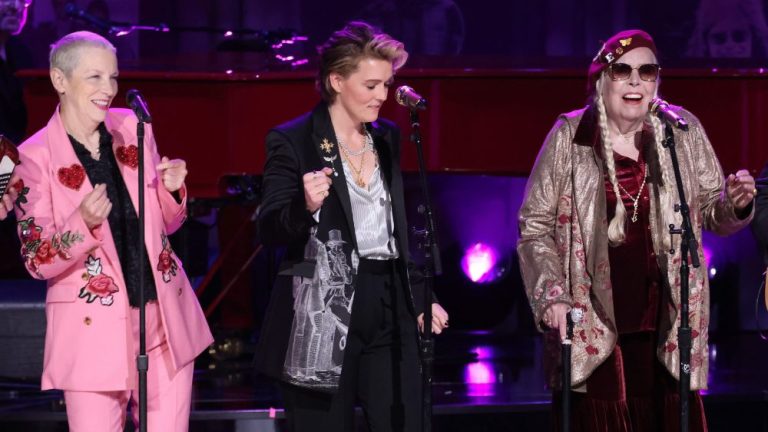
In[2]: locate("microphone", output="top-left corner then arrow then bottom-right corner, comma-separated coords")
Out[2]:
395,86 -> 427,110
65,3 -> 115,35
126,89 -> 152,123
649,98 -> 689,131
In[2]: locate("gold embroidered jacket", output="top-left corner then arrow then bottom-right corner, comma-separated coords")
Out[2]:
517,105 -> 752,390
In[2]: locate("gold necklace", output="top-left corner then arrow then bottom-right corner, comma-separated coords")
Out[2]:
339,145 -> 367,188
616,162 -> 647,223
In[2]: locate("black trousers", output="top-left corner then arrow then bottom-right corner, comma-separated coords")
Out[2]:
280,259 -> 422,432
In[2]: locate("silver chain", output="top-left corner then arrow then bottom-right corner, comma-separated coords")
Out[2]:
337,130 -> 373,157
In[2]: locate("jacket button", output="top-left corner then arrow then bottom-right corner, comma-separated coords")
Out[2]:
84,317 -> 92,326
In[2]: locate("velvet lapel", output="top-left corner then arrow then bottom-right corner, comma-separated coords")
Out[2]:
310,104 -> 358,251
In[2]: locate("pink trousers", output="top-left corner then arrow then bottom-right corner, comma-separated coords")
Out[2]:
63,302 -> 194,432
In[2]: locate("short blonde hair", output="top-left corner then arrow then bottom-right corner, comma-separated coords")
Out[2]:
316,21 -> 408,103
49,31 -> 116,75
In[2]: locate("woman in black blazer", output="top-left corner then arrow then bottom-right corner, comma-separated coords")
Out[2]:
255,21 -> 448,432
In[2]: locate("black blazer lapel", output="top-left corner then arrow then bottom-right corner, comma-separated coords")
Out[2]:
310,104 -> 358,251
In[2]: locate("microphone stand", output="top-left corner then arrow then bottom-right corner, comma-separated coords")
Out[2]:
660,122 -> 699,432
561,312 -> 574,432
407,109 -> 442,432
136,121 -> 148,432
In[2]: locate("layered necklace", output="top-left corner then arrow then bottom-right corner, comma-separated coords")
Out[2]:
338,130 -> 375,188
617,162 -> 647,223
615,130 -> 646,223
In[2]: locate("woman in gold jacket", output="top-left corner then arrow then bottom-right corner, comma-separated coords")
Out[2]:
518,29 -> 755,431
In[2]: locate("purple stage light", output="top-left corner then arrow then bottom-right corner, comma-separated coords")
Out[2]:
465,362 -> 495,384
702,242 -> 717,279
461,243 -> 499,283
464,346 -> 498,397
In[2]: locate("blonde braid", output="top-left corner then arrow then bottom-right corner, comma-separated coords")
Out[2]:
650,114 -> 679,251
595,77 -> 627,246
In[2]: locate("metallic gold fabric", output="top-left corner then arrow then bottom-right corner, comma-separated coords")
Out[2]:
518,106 -> 752,390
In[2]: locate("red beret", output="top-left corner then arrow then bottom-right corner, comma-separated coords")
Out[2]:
587,29 -> 658,94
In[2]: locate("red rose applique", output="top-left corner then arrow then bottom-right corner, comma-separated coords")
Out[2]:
17,218 -> 84,278
57,164 -> 86,190
156,234 -> 178,282
116,145 -> 139,169
79,255 -> 119,306
85,274 -> 118,296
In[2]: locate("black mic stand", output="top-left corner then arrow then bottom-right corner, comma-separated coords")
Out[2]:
562,312 -> 574,432
660,122 -> 699,432
136,120 -> 149,432
407,109 -> 442,432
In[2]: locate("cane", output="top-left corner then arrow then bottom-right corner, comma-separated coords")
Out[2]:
561,308 -> 582,432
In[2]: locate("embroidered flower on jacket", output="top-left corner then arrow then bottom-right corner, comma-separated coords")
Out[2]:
79,255 -> 119,306
12,178 -> 29,215
33,240 -> 57,267
545,285 -> 563,300
18,218 -> 84,277
156,234 -> 178,282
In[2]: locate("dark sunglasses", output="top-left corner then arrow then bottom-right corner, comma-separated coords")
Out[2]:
607,63 -> 661,82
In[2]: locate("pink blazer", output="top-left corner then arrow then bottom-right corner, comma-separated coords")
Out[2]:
14,108 -> 213,391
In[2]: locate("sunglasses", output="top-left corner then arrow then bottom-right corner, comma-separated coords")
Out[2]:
607,63 -> 661,82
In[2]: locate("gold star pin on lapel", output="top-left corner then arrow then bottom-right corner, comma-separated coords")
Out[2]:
320,138 -> 334,154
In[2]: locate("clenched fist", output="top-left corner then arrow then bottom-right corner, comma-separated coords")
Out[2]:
156,157 -> 187,193
303,167 -> 333,213
80,184 -> 112,230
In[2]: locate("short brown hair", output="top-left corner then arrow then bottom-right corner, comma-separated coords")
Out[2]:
316,21 -> 408,103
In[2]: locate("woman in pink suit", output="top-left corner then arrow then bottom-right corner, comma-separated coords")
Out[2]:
13,31 -> 213,431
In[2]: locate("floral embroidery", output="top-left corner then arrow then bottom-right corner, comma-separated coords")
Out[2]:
18,218 -> 83,277
12,178 -> 29,215
545,286 -> 563,300
57,164 -> 86,190
585,345 -> 599,355
116,145 -> 139,169
79,255 -> 119,306
156,234 -> 178,282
